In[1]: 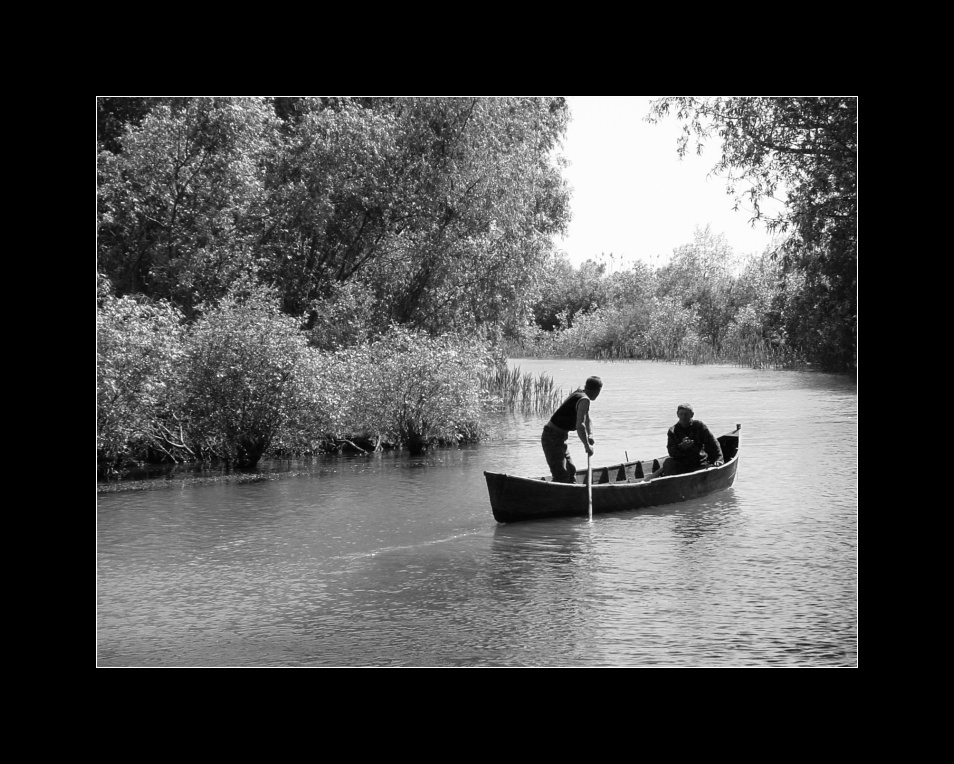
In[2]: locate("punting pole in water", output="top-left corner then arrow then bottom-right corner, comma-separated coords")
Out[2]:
587,452 -> 593,522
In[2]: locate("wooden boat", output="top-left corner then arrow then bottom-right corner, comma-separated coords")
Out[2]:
484,425 -> 740,523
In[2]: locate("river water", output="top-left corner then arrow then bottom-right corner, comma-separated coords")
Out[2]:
96,359 -> 858,667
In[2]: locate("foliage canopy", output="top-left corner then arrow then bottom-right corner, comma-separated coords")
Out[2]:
97,96 -> 571,332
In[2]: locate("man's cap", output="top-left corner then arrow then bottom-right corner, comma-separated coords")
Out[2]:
677,403 -> 694,414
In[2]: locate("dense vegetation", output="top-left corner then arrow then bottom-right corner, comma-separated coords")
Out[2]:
97,96 -> 856,477
512,225 -> 809,368
97,96 -> 568,330
646,97 -> 857,372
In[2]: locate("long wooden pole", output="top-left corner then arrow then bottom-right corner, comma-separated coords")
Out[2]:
587,452 -> 593,522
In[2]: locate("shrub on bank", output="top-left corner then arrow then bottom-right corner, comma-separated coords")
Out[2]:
180,285 -> 315,468
97,280 -> 501,475
309,327 -> 495,455
96,275 -> 186,474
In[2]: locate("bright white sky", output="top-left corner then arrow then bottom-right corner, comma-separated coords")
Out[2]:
555,96 -> 782,269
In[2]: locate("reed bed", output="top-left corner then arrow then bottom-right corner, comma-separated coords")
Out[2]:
480,365 -> 564,415
508,339 -> 809,370
730,342 -> 809,370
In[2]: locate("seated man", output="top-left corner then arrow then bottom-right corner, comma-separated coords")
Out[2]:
659,403 -> 724,476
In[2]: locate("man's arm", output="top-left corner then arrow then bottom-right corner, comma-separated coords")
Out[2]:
576,397 -> 593,456
666,427 -> 681,459
702,424 -> 724,465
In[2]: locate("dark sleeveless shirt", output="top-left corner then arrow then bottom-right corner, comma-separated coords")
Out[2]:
550,390 -> 586,431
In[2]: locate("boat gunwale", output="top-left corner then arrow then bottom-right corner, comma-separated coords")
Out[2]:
484,450 -> 739,488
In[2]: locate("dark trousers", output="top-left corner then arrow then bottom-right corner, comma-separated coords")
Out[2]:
660,456 -> 706,476
542,424 -> 577,483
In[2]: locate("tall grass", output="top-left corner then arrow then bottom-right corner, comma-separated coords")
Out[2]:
728,339 -> 809,370
479,365 -> 564,415
509,330 -> 810,370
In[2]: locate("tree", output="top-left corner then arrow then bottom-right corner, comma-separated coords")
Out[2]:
97,97 -> 172,154
97,97 -> 277,317
604,258 -> 655,309
655,225 -> 738,352
646,97 -> 857,372
532,253 -> 609,331
98,97 -> 572,338
264,97 -> 571,331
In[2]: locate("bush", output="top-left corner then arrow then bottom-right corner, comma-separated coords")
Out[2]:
98,279 -> 501,470
313,326 -> 494,454
181,284 -> 314,468
96,274 -> 185,475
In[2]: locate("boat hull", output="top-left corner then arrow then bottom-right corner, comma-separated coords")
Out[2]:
484,429 -> 740,523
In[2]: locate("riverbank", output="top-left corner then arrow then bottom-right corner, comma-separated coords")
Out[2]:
97,470 -> 300,494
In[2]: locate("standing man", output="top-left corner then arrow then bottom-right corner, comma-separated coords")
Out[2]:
661,403 -> 723,475
541,376 -> 602,483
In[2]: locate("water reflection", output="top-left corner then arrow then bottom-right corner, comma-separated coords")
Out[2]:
488,522 -> 591,620
483,520 -> 605,666
668,493 -> 742,542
